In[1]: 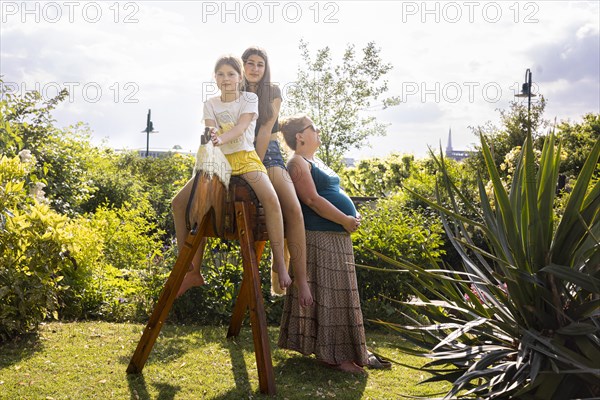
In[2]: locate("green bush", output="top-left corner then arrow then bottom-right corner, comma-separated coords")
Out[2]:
0,203 -> 74,341
60,202 -> 165,321
0,154 -> 75,341
341,153 -> 413,197
170,239 -> 284,325
402,156 -> 484,272
353,194 -> 445,323
78,150 -> 144,214
118,151 -> 195,239
0,153 -> 169,336
1,90 -> 99,215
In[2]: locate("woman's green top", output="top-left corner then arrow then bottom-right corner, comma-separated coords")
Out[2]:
300,158 -> 356,232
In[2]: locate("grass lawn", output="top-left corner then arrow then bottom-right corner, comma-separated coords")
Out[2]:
0,321 -> 449,399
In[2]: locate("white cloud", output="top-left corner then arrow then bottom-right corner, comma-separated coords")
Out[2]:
1,0 -> 598,158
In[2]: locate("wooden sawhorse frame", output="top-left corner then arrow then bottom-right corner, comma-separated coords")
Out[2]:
126,175 -> 276,395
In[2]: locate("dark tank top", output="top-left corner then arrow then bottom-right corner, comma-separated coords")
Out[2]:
301,158 -> 357,232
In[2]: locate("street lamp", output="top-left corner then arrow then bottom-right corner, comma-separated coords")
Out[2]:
514,69 -> 537,134
141,109 -> 158,157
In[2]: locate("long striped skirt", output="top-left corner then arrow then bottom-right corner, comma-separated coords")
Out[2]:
278,230 -> 369,366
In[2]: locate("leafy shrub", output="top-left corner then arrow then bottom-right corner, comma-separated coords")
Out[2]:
78,150 -> 145,214
556,113 -> 600,179
0,154 -> 75,341
170,239 -> 284,325
2,90 -> 99,215
341,153 -> 413,197
402,156 -> 483,272
353,194 -> 445,322
60,202 -> 165,321
119,151 -> 195,239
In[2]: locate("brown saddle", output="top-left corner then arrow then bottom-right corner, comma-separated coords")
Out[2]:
185,173 -> 267,241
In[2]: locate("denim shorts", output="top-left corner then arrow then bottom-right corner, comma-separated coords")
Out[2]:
263,140 -> 286,169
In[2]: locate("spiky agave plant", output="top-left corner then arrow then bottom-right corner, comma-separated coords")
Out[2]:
379,130 -> 599,399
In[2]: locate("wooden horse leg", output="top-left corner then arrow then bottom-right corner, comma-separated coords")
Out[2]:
233,201 -> 276,395
227,240 -> 266,338
126,217 -> 209,374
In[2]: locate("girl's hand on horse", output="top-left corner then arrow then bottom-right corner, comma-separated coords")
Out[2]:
210,129 -> 222,146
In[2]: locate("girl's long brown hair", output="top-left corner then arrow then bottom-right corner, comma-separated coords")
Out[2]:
241,46 -> 279,127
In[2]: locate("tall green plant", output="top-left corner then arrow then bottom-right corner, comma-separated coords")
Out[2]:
381,130 -> 599,398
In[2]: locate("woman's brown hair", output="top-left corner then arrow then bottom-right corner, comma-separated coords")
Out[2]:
279,114 -> 309,150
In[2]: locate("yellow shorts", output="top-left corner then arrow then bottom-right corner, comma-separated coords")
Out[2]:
225,150 -> 267,176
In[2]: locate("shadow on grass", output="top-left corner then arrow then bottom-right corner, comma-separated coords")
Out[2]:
273,356 -> 368,400
127,371 -> 181,400
208,329 -> 367,399
124,322 -> 231,368
208,335 -> 256,399
0,330 -> 44,368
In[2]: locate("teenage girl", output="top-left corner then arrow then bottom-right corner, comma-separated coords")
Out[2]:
242,46 -> 312,307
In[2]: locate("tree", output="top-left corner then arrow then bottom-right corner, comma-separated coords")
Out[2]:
117,151 -> 194,239
341,153 -> 413,197
467,97 -> 550,178
1,89 -> 98,215
555,113 -> 600,180
284,40 -> 398,169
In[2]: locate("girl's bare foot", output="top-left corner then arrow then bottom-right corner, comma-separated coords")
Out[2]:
296,281 -> 313,307
273,263 -> 292,290
176,265 -> 205,298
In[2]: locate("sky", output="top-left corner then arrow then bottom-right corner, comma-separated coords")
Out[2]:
1,0 -> 599,160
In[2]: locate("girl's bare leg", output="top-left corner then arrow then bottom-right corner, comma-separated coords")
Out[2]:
268,167 -> 313,306
243,171 -> 292,289
172,177 -> 206,298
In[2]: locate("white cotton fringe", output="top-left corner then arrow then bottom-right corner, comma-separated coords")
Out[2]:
193,141 -> 232,187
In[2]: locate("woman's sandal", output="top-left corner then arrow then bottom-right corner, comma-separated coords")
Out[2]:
366,351 -> 392,370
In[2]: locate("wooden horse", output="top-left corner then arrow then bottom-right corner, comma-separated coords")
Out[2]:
126,165 -> 276,395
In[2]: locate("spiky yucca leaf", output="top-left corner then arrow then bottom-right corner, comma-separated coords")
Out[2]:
386,131 -> 600,399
